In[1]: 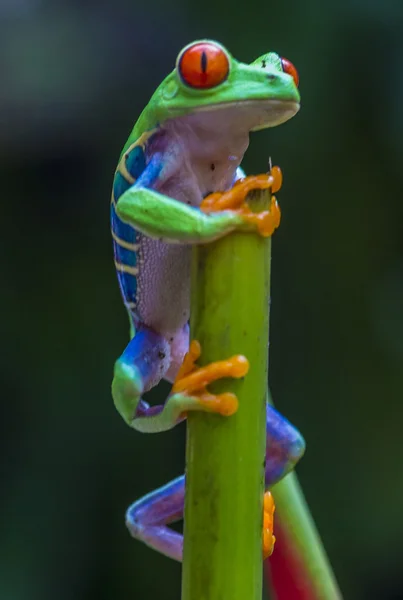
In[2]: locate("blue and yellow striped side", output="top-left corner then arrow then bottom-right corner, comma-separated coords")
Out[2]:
111,204 -> 139,310
111,129 -> 157,312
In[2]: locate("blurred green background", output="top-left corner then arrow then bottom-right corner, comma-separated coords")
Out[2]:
1,0 -> 402,598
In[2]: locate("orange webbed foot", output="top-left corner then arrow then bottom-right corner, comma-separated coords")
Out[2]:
262,491 -> 276,559
172,340 -> 249,416
200,167 -> 282,238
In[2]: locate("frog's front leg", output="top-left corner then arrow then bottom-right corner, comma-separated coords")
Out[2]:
125,404 -> 305,560
112,333 -> 248,433
116,161 -> 282,244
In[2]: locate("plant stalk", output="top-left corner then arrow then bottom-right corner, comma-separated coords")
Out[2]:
181,188 -> 273,600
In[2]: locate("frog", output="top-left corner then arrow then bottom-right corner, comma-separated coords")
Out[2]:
110,40 -> 303,560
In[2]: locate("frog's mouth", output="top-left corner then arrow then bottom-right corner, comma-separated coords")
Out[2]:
192,99 -> 300,130
168,98 -> 300,132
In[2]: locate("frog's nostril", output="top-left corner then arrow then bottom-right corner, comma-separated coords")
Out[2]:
267,74 -> 276,82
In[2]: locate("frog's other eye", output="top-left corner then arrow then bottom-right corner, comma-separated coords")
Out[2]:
178,42 -> 230,89
281,57 -> 299,87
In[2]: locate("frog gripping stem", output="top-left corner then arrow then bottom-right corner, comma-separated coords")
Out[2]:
201,168 -> 282,237
109,38 -> 341,600
172,340 -> 249,417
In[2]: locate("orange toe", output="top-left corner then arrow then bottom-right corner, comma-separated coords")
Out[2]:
262,491 -> 276,559
269,166 -> 283,194
198,392 -> 239,416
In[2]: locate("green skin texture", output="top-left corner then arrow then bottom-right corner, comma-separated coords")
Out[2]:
112,41 -> 300,431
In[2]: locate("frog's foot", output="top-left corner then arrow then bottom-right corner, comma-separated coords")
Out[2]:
262,491 -> 276,559
171,340 -> 249,417
121,339 -> 249,434
200,168 -> 282,237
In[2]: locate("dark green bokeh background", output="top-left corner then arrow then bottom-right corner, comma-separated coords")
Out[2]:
1,1 -> 402,598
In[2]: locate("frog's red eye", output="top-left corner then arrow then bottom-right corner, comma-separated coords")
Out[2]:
178,42 -> 230,89
281,57 -> 299,87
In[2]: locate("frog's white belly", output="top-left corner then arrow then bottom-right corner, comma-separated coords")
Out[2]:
136,237 -> 191,335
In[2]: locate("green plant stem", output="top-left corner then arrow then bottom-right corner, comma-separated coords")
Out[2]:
181,189 -> 272,600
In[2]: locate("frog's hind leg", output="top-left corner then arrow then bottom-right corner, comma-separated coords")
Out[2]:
125,405 -> 305,562
126,475 -> 185,562
126,477 -> 276,562
113,330 -> 248,433
264,404 -> 306,487
112,325 -> 171,427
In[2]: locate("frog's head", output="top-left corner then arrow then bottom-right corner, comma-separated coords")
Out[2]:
148,40 -> 300,132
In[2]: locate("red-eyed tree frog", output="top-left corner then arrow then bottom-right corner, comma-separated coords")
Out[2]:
110,40 -> 304,560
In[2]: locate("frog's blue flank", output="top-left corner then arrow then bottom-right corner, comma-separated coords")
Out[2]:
111,140 -> 151,312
